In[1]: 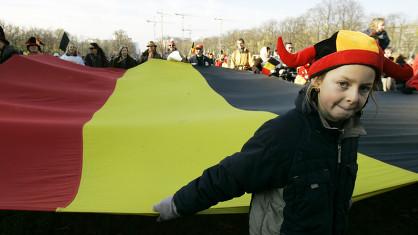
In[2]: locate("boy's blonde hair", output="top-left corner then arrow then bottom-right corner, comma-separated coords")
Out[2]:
369,18 -> 385,32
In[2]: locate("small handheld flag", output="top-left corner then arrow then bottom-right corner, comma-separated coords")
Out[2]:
262,57 -> 280,76
59,32 -> 70,52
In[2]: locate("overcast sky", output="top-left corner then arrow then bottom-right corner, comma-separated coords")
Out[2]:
1,0 -> 417,51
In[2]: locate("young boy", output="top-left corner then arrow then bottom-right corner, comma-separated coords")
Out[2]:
153,30 -> 413,235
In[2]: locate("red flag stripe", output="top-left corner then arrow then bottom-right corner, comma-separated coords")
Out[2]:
0,55 -> 124,211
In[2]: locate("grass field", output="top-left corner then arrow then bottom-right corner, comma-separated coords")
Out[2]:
1,183 -> 417,235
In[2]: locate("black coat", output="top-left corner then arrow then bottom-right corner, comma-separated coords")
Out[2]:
188,55 -> 211,66
0,44 -> 19,64
138,49 -> 162,64
111,56 -> 137,69
84,53 -> 109,68
173,88 -> 362,235
364,29 -> 391,50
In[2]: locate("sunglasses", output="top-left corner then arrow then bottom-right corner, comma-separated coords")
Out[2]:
89,47 -> 96,50
168,45 -> 175,47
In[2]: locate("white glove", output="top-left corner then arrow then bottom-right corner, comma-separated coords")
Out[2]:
167,51 -> 183,62
153,195 -> 180,222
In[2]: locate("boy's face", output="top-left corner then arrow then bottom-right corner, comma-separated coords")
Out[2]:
314,64 -> 375,122
377,22 -> 385,32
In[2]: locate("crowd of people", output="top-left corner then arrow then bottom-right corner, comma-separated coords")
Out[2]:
0,17 -> 417,94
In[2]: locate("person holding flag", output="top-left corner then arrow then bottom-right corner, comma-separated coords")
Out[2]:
188,44 -> 211,67
25,36 -> 44,55
60,43 -> 84,65
153,30 -> 413,235
0,26 -> 19,64
139,41 -> 162,64
84,42 -> 109,68
229,38 -> 254,70
164,39 -> 186,62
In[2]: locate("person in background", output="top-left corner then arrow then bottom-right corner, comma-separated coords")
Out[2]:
25,36 -> 44,55
153,30 -> 413,235
259,46 -> 271,65
188,44 -> 211,67
364,17 -> 390,50
276,42 -> 297,82
139,41 -> 162,64
164,39 -> 186,62
229,38 -> 254,70
84,42 -> 109,68
395,54 -> 407,65
381,47 -> 394,91
110,46 -> 137,69
60,43 -> 84,65
294,63 -> 310,85
252,56 -> 263,74
285,42 -> 294,53
215,53 -> 228,68
207,53 -> 215,66
401,53 -> 418,94
0,26 -> 19,64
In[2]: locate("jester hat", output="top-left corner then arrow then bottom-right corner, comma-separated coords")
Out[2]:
276,30 -> 413,81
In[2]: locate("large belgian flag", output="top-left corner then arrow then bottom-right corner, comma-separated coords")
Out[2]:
0,55 -> 417,214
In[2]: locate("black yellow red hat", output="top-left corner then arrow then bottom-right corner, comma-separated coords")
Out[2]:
276,30 -> 413,81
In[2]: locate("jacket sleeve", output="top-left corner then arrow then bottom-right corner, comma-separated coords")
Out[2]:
173,116 -> 297,216
84,55 -> 92,66
379,31 -> 390,49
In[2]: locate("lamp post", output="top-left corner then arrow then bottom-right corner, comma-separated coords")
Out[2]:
214,18 -> 224,52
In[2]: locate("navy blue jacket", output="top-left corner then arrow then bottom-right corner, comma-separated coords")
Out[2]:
173,88 -> 362,235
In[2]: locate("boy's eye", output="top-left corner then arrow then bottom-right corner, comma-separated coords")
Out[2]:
337,81 -> 349,89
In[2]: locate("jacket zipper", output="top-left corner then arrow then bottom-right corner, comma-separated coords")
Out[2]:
337,129 -> 344,164
337,142 -> 342,164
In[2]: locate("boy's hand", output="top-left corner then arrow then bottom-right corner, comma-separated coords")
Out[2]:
153,195 -> 180,222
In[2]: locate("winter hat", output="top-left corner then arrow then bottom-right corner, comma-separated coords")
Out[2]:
276,30 -> 413,81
